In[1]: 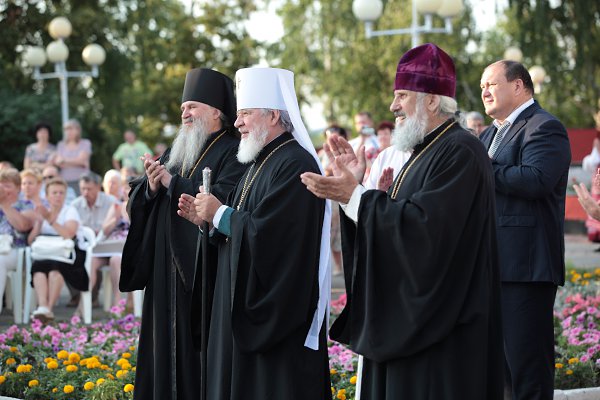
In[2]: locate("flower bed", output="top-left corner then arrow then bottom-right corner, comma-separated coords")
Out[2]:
0,301 -> 138,399
2,270 -> 600,399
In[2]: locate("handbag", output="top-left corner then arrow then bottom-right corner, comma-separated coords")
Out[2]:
31,235 -> 76,264
0,234 -> 12,254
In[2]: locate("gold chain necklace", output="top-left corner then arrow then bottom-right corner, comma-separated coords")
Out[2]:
183,130 -> 227,178
236,138 -> 295,210
390,121 -> 456,200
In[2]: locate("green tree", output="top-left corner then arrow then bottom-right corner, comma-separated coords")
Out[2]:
498,0 -> 600,127
272,0 -> 482,134
0,0 -> 259,171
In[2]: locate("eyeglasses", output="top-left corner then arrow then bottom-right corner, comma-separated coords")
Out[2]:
42,175 -> 56,180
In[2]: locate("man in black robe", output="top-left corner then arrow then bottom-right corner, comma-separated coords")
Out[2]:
120,68 -> 246,400
182,67 -> 332,400
301,43 -> 504,400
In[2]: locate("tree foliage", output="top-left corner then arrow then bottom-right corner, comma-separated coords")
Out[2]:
0,0 -> 259,171
501,0 -> 600,127
272,0 -> 599,133
272,0 -> 483,134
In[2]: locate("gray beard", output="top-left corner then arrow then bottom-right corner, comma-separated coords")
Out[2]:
237,123 -> 269,164
392,101 -> 429,152
165,116 -> 211,175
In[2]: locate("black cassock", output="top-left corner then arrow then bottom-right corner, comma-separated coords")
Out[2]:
207,132 -> 331,400
120,129 -> 245,400
330,120 -> 504,400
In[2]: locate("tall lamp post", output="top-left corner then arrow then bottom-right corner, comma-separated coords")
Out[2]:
352,0 -> 464,47
23,17 -> 106,128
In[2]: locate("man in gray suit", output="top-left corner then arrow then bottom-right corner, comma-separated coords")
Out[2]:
479,60 -> 571,400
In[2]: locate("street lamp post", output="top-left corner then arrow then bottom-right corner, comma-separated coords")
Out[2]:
352,0 -> 464,48
23,16 -> 106,128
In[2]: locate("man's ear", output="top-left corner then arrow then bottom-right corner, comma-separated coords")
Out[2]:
426,94 -> 441,113
269,109 -> 281,127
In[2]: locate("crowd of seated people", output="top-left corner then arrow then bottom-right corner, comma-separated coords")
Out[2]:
0,119 -> 149,322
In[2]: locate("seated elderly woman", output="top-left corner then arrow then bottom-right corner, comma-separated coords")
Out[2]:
0,168 -> 35,315
27,177 -> 88,322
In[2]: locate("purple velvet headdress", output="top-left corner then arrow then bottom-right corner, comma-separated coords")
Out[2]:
394,43 -> 456,98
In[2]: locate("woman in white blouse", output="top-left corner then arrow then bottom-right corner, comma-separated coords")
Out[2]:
27,177 -> 88,321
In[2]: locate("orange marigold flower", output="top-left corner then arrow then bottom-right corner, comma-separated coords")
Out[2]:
6,358 -> 16,365
96,378 -> 106,385
555,363 -> 564,369
124,383 -> 134,393
63,384 -> 75,393
122,352 -> 132,359
350,375 -> 357,385
47,361 -> 59,369
566,369 -> 574,375
0,375 -> 6,384
116,369 -> 129,378
57,350 -> 69,360
84,381 -> 95,390
9,347 -> 17,352
66,365 -> 78,372
28,380 -> 39,387
568,357 -> 579,365
330,368 -> 337,375
68,353 -> 81,363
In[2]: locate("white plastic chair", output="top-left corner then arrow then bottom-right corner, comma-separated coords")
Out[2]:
78,226 -> 96,324
4,247 -> 28,324
93,232 -> 143,317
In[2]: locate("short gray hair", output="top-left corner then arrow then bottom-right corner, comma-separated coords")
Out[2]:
260,109 -> 294,133
466,111 -> 484,122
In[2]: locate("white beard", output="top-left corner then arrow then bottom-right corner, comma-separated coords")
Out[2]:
237,122 -> 269,164
166,116 -> 211,175
392,100 -> 429,152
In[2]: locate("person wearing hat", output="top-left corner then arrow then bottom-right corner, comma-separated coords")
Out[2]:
480,60 -> 570,400
120,68 -> 246,400
183,67 -> 332,400
301,43 -> 504,399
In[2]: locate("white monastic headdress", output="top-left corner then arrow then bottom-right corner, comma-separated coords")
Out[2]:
235,67 -> 332,350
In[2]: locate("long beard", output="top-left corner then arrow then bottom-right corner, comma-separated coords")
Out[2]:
165,116 -> 211,175
392,100 -> 428,152
237,122 -> 269,164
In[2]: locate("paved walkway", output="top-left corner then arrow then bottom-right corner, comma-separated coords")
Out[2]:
1,233 -> 598,328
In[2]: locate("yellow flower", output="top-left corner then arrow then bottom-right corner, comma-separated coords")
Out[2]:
107,373 -> 115,380
566,369 -> 574,375
337,392 -> 346,400
122,352 -> 132,359
16,364 -> 30,373
584,272 -> 592,279
568,357 -> 579,365
6,358 -> 16,365
96,378 -> 106,385
9,347 -> 17,352
129,346 -> 136,351
28,379 -> 39,387
68,352 -> 81,363
116,369 -> 129,378
47,361 -> 59,369
63,384 -> 75,393
57,350 -> 69,359
100,364 -> 110,370
0,375 -> 5,384
555,363 -> 564,369
350,375 -> 357,385
330,368 -> 337,375
124,383 -> 135,393
594,268 -> 600,275
84,381 -> 95,390
66,365 -> 78,372
52,388 -> 58,393
44,357 -> 55,363
337,389 -> 346,394
331,387 -> 335,394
